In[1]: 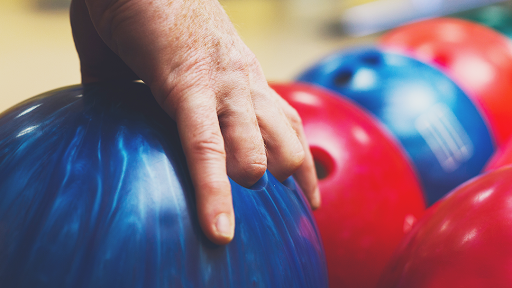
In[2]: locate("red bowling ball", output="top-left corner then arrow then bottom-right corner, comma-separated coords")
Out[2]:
378,166 -> 512,288
380,18 -> 512,148
271,83 -> 426,288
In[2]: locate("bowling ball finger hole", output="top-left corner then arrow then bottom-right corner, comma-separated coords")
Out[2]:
314,160 -> 328,180
310,147 -> 335,180
334,70 -> 353,87
361,53 -> 381,65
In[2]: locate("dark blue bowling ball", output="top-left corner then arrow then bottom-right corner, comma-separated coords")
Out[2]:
298,47 -> 494,205
0,82 -> 328,288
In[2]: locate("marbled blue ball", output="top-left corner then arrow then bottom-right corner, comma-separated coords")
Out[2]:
0,82 -> 328,288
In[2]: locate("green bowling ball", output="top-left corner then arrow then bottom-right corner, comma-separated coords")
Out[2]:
453,4 -> 512,39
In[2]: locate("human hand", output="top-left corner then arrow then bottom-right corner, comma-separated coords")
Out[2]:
70,0 -> 320,245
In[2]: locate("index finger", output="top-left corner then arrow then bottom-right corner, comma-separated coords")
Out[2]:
171,89 -> 235,245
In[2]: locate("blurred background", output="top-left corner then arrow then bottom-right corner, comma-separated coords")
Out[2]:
0,0 -> 510,112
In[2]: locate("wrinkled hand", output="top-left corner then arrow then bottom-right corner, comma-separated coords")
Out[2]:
70,0 -> 320,245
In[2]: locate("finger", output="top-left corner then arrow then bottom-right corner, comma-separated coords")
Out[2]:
218,87 -> 267,188
171,88 -> 235,245
253,87 -> 305,182
70,0 -> 138,83
245,58 -> 318,207
277,97 -> 321,210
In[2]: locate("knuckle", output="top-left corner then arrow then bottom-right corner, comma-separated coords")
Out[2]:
269,141 -> 305,181
287,147 -> 306,172
189,133 -> 226,161
156,66 -> 212,116
187,42 -> 250,75
242,156 -> 268,182
227,55 -> 250,75
278,142 -> 305,176
287,108 -> 304,129
228,149 -> 267,186
175,51 -> 252,98
90,0 -> 139,49
175,61 -> 212,90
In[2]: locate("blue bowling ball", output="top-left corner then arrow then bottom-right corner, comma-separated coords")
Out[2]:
0,82 -> 328,288
298,47 -> 494,205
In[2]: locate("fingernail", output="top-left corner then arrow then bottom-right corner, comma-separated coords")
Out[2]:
215,213 -> 234,239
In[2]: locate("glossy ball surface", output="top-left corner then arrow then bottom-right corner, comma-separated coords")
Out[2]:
0,82 -> 328,288
297,47 -> 494,205
272,82 -> 426,288
380,17 -> 512,148
378,166 -> 512,288
485,139 -> 512,171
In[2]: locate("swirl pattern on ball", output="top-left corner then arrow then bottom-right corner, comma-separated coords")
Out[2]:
0,82 -> 328,288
